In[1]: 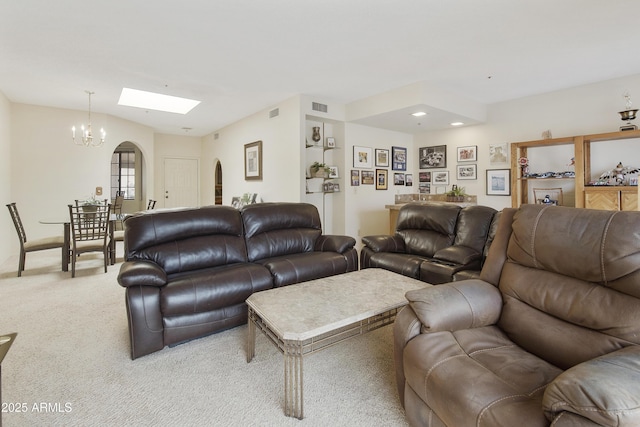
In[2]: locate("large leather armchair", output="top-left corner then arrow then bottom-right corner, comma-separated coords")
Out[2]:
394,205 -> 640,426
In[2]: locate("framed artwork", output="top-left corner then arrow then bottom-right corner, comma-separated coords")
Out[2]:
419,171 -> 431,183
244,140 -> 262,180
419,183 -> 431,194
489,142 -> 508,165
457,164 -> 477,180
361,170 -> 375,185
419,145 -> 447,169
457,145 -> 477,162
332,183 -> 341,192
392,146 -> 407,170
376,169 -> 388,190
433,170 -> 450,185
405,173 -> 413,186
353,145 -> 373,168
328,166 -> 339,178
394,173 -> 405,185
375,149 -> 389,167
326,137 -> 336,148
350,169 -> 360,186
486,169 -> 511,196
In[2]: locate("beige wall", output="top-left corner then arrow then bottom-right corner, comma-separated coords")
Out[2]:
0,91 -> 11,263
6,103 -> 155,258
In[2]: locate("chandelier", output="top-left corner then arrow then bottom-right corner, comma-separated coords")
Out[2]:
72,90 -> 106,147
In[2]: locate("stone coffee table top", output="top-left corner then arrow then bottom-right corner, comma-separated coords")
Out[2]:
246,268 -> 429,341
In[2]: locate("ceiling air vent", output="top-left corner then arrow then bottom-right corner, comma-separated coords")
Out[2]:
312,102 -> 328,113
269,108 -> 279,118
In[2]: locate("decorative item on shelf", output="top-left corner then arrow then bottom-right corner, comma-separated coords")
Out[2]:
446,185 -> 466,202
326,137 -> 336,148
311,127 -> 321,144
541,130 -> 552,139
72,90 -> 106,147
618,92 -> 638,131
591,162 -> 640,186
310,161 -> 329,178
518,157 -> 530,177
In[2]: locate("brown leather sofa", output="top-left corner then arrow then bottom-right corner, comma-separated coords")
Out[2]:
360,203 -> 498,284
117,202 -> 357,359
394,205 -> 640,426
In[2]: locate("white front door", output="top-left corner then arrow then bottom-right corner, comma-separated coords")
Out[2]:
164,158 -> 199,208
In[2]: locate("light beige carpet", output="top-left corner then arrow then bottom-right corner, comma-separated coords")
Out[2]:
0,246 -> 409,426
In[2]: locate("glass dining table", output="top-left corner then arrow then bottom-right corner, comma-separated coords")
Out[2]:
39,214 -> 119,272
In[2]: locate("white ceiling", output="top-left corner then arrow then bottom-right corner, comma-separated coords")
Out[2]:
2,0 -> 640,136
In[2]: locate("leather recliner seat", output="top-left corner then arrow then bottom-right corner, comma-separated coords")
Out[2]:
394,205 -> 640,426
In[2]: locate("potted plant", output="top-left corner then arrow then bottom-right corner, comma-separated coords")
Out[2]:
80,195 -> 104,212
310,161 -> 329,178
446,186 -> 466,202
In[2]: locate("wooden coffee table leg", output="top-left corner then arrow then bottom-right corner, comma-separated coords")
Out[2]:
284,339 -> 304,419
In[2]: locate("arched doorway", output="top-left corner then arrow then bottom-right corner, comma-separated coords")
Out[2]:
111,142 -> 144,213
215,161 -> 222,205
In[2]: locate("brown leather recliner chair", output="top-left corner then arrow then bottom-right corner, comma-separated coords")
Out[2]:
394,205 -> 640,426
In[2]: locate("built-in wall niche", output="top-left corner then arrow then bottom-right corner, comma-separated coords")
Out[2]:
588,137 -> 640,183
524,143 -> 576,207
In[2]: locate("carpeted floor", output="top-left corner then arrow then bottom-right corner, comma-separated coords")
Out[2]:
0,246 -> 409,426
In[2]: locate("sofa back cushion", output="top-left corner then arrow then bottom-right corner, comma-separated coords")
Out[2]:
453,205 -> 497,253
498,205 -> 640,369
395,203 -> 460,258
242,202 -> 322,262
123,206 -> 248,275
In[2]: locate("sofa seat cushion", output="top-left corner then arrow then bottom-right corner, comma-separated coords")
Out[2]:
404,326 -> 562,427
362,252 -> 424,279
160,263 -> 273,316
256,252 -> 348,287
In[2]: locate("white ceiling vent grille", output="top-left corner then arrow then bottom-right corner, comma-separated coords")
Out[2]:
269,108 -> 279,118
312,102 -> 328,113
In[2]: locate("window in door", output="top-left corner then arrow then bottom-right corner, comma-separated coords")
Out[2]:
111,151 -> 136,199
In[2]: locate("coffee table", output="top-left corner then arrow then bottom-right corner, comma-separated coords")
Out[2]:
246,268 -> 429,419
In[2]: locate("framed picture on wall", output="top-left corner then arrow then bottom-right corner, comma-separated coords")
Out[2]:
361,170 -> 375,185
394,173 -> 405,185
419,171 -> 431,183
489,143 -> 508,165
456,164 -> 477,180
392,146 -> 407,170
350,170 -> 360,186
419,145 -> 447,169
376,169 -> 388,190
486,169 -> 511,196
244,140 -> 262,180
353,145 -> 373,168
375,149 -> 389,167
405,174 -> 413,186
457,145 -> 477,162
432,170 -> 450,185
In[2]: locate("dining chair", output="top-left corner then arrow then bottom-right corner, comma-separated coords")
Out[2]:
147,199 -> 157,209
112,194 -> 124,230
6,203 -> 65,277
68,202 -> 111,278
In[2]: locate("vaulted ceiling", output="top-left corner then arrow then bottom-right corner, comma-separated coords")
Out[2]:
2,1 -> 639,136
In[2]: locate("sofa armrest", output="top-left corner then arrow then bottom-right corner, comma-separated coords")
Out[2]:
117,260 -> 168,288
433,245 -> 482,265
314,235 -> 356,254
405,279 -> 502,332
543,346 -> 640,426
361,235 -> 405,253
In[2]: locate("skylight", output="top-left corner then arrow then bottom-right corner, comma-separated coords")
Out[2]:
118,88 -> 201,114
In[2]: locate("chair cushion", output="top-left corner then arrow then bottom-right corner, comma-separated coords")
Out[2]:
404,326 -> 562,427
256,252 -> 348,287
24,236 -> 64,251
361,252 -> 424,279
160,263 -> 273,316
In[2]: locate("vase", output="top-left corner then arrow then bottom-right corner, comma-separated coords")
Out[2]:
312,127 -> 321,143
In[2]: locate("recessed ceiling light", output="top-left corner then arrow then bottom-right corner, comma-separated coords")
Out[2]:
118,88 -> 201,114
450,122 -> 464,126
411,111 -> 427,117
